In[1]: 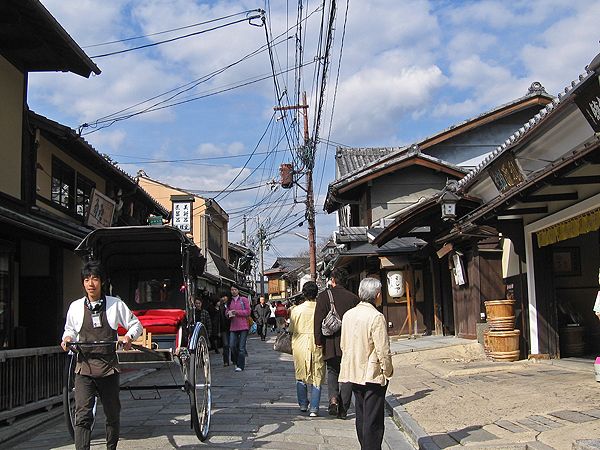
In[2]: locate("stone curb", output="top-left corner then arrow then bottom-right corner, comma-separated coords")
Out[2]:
385,394 -> 440,450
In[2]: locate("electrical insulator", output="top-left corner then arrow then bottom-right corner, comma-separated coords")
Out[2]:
280,163 -> 294,188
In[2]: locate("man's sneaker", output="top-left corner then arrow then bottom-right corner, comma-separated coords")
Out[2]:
235,367 -> 242,372
300,406 -> 308,412
337,405 -> 347,419
309,412 -> 318,417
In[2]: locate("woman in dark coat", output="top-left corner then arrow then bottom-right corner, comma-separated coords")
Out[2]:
216,292 -> 232,366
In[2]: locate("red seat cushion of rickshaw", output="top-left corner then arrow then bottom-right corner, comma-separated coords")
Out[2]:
117,309 -> 186,335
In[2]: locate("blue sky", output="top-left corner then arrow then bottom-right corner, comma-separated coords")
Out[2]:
29,0 -> 600,267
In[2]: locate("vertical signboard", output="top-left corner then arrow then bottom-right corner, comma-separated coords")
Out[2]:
85,188 -> 116,229
171,194 -> 194,234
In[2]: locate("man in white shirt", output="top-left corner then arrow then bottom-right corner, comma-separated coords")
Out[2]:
61,261 -> 142,450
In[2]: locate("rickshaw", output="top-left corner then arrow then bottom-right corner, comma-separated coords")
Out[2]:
62,225 -> 212,441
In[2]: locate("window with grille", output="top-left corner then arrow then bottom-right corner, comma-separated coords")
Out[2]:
51,157 -> 74,209
76,174 -> 95,217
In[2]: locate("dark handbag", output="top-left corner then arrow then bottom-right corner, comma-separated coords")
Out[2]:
321,289 -> 342,336
273,331 -> 292,354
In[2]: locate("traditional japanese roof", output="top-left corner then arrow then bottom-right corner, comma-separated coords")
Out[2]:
324,83 -> 553,213
29,111 -> 168,217
0,0 -> 100,77
325,146 -> 467,213
456,68 -> 597,192
268,257 -> 310,272
336,147 -> 397,178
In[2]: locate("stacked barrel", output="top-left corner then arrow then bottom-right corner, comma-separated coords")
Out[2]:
483,299 -> 520,362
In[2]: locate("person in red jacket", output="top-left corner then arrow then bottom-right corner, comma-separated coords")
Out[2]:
274,300 -> 288,333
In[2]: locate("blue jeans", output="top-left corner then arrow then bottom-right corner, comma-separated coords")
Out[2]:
229,330 -> 248,370
296,380 -> 322,413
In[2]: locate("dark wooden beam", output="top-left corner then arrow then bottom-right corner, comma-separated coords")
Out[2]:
499,206 -> 548,216
520,192 -> 578,203
549,175 -> 600,185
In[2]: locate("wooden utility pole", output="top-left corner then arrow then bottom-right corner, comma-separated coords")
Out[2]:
274,92 -> 317,280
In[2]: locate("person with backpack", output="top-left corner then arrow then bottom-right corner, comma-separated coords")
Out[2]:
313,267 -> 359,419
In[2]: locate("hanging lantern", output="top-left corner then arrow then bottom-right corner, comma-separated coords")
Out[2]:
440,190 -> 460,221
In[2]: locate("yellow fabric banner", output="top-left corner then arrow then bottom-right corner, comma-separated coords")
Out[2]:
537,207 -> 600,247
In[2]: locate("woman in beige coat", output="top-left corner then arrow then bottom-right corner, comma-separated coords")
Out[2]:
289,281 -> 325,417
340,277 -> 393,450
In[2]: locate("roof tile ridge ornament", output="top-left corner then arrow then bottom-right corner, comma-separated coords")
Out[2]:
407,143 -> 420,156
527,81 -> 547,96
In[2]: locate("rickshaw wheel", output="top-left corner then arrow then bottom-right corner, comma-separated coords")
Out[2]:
190,329 -> 211,441
63,353 -> 77,439
62,352 -> 97,440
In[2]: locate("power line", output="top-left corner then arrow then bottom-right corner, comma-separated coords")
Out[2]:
83,10 -> 257,49
90,11 -> 265,58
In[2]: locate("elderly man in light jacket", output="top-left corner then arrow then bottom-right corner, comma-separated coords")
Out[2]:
339,278 -> 393,450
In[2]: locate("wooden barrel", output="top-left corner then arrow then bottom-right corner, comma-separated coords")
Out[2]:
483,329 -> 491,356
485,299 -> 516,331
559,326 -> 585,357
488,329 -> 520,361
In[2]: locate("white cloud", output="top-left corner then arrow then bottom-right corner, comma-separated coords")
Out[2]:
196,141 -> 245,157
332,59 -> 445,142
85,130 -> 127,152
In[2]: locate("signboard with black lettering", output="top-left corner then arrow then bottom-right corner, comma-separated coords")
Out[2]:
172,201 -> 192,233
488,152 -> 524,193
85,188 -> 116,229
575,75 -> 600,132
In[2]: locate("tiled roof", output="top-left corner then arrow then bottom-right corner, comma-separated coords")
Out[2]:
335,147 -> 398,178
329,82 -> 553,191
456,73 -> 595,192
270,257 -> 310,272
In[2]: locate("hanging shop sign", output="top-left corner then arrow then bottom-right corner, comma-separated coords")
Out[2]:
574,75 -> 600,132
488,152 -> 524,193
171,195 -> 194,233
85,188 -> 115,229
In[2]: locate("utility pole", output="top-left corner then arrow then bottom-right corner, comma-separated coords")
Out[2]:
274,92 -> 317,280
242,214 -> 247,246
257,217 -> 266,297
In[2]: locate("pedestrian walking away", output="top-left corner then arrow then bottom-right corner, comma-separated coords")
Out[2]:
313,267 -> 359,418
289,281 -> 325,417
274,300 -> 288,333
60,260 -> 142,450
340,278 -> 393,450
226,285 -> 251,371
217,292 -> 232,366
253,295 -> 271,341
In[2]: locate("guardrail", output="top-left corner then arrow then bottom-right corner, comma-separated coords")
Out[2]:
0,346 -> 66,423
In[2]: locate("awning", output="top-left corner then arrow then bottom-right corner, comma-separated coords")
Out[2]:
205,250 -> 237,284
536,207 -> 600,247
0,205 -> 85,245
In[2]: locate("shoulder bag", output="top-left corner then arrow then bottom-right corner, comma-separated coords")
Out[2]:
321,289 -> 342,336
273,331 -> 292,354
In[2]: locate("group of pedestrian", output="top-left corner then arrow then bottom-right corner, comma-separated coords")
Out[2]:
287,267 -> 394,450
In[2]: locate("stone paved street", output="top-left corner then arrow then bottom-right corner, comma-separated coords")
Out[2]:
4,332 -> 412,449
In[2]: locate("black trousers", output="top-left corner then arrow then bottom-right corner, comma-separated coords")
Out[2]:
257,321 -> 267,339
326,356 -> 352,410
352,382 -> 388,450
74,372 -> 120,450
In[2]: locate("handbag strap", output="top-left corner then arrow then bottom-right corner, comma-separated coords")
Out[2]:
327,289 -> 338,315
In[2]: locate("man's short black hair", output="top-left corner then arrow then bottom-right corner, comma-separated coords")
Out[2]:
81,260 -> 105,283
331,267 -> 349,288
302,281 -> 319,300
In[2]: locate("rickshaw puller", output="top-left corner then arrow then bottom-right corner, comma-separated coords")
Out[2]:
61,261 -> 142,450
